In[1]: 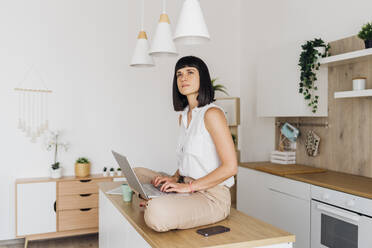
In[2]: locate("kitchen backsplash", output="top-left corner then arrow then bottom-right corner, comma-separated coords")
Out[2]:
276,36 -> 372,178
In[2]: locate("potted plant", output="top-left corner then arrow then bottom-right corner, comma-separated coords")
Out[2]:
51,162 -> 61,179
358,22 -> 372,49
298,38 -> 330,113
116,167 -> 122,176
103,167 -> 108,177
211,78 -> 229,96
46,130 -> 68,179
75,157 -> 90,177
109,167 -> 115,177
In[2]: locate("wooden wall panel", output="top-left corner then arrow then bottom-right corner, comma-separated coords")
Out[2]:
276,36 -> 372,178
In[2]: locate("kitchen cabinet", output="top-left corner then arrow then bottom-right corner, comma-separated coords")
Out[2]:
17,182 -> 57,236
99,190 -> 151,248
237,167 -> 311,248
256,41 -> 328,117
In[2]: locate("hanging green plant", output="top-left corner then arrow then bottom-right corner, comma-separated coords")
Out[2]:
298,38 -> 330,113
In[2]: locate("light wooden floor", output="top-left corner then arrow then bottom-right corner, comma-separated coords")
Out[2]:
0,234 -> 98,248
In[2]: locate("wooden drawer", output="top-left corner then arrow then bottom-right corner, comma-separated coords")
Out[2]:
58,178 -> 111,195
58,193 -> 98,210
58,208 -> 98,231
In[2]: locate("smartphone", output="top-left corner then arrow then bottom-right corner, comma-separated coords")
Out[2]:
196,225 -> 230,237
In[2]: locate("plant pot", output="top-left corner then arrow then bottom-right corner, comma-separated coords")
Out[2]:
314,46 -> 325,57
116,171 -> 122,176
103,171 -> 108,177
109,171 -> 115,177
50,168 -> 62,179
365,40 -> 372,49
75,163 -> 90,177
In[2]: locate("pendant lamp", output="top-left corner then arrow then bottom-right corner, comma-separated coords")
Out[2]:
149,0 -> 178,57
130,0 -> 155,67
174,0 -> 210,45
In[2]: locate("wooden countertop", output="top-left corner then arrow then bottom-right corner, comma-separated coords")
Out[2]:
287,171 -> 372,200
240,162 -> 372,200
239,162 -> 326,176
99,182 -> 295,248
15,174 -> 124,184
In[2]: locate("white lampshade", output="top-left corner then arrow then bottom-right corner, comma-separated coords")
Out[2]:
130,31 -> 155,67
174,0 -> 210,45
149,14 -> 178,57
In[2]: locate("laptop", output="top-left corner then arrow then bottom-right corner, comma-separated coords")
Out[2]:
112,150 -> 170,200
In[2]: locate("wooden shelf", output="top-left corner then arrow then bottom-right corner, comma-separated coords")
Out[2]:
319,48 -> 372,66
334,89 -> 372,99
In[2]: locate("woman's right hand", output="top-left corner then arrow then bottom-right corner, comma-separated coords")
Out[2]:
151,176 -> 177,187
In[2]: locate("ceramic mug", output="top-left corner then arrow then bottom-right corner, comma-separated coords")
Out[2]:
121,184 -> 133,202
352,77 -> 366,91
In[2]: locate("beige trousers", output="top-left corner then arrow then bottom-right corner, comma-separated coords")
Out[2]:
133,167 -> 231,232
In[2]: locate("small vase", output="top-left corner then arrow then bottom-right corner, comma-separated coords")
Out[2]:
365,40 -> 372,49
75,163 -> 90,177
50,168 -> 62,179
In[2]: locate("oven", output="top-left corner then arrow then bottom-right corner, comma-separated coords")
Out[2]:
311,185 -> 372,248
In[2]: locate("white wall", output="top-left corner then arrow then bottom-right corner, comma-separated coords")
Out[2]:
0,0 -> 241,240
239,0 -> 372,162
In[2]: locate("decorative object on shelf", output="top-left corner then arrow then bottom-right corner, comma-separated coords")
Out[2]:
130,0 -> 155,67
103,167 -> 108,177
75,157 -> 91,177
46,130 -> 68,179
116,167 -> 122,176
305,130 -> 320,157
298,38 -> 330,113
109,167 -> 115,177
174,0 -> 210,45
278,122 -> 299,152
358,22 -> 372,49
353,77 -> 367,91
149,0 -> 177,57
212,78 -> 228,96
15,66 -> 52,143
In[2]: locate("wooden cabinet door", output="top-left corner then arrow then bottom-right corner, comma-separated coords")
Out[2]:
17,182 -> 56,236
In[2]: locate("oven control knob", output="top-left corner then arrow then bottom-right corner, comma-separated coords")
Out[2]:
322,193 -> 330,200
346,200 -> 355,207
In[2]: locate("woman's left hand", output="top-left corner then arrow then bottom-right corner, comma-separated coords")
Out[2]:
161,182 -> 191,193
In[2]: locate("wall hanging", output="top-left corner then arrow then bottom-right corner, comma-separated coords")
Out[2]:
149,0 -> 178,57
130,0 -> 155,67
14,66 -> 52,143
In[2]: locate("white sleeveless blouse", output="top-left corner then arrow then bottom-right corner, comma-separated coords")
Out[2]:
176,103 -> 234,188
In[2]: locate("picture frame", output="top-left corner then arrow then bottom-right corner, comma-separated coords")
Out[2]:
215,97 -> 240,126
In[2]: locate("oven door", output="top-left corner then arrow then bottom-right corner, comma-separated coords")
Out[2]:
311,200 -> 372,248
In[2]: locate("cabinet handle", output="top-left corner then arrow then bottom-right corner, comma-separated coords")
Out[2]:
80,193 -> 92,197
54,201 -> 56,212
80,179 -> 91,183
80,208 -> 92,212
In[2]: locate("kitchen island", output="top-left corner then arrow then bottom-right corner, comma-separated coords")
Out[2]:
99,182 -> 295,248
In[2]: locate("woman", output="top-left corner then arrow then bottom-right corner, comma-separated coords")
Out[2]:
134,56 -> 237,232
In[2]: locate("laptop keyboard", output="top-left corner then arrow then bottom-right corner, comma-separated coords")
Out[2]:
142,184 -> 167,197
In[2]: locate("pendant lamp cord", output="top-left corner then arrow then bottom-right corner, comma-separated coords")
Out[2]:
141,0 -> 144,31
162,0 -> 166,13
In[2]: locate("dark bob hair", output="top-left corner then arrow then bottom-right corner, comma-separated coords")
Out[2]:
172,56 -> 214,111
